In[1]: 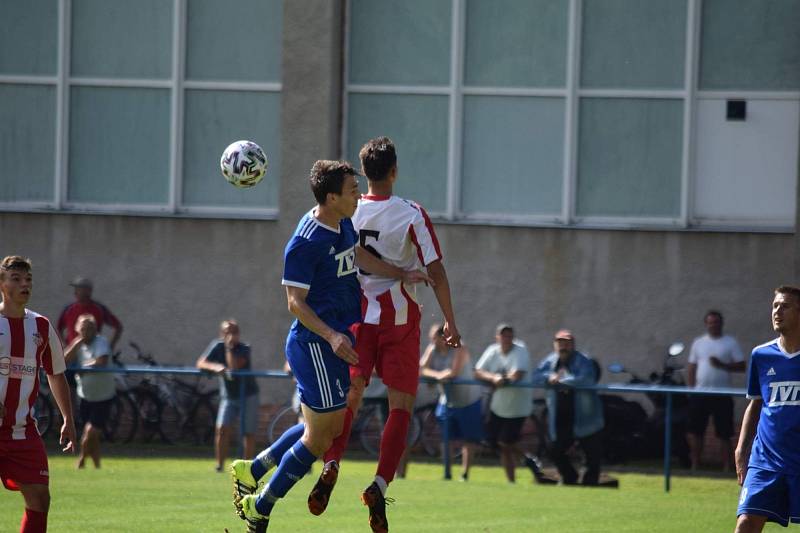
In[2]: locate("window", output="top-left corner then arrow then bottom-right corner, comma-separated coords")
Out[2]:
344,0 -> 799,231
0,0 -> 282,218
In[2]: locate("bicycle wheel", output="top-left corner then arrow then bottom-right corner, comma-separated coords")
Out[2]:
133,388 -> 163,443
186,396 -> 217,445
418,405 -> 442,457
105,393 -> 138,443
357,405 -> 384,457
159,401 -> 182,445
33,393 -> 54,439
267,405 -> 300,444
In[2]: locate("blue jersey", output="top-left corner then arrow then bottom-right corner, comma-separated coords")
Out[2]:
281,209 -> 361,342
747,338 -> 800,474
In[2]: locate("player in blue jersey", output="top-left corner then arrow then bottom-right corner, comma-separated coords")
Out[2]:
230,160 -> 429,533
735,285 -> 800,532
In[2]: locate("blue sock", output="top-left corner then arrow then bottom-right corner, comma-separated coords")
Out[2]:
255,441 -> 317,516
251,423 -> 305,480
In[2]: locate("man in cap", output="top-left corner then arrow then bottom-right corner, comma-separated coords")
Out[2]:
474,324 -> 533,482
57,277 -> 123,351
532,329 -> 608,486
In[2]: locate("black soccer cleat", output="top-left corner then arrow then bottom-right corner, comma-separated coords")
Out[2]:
361,482 -> 392,533
308,460 -> 339,515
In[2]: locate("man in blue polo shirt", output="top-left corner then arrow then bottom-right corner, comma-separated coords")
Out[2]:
736,285 -> 800,532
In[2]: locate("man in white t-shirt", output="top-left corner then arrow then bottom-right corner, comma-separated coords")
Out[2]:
64,314 -> 115,469
687,310 -> 746,471
474,324 -> 533,482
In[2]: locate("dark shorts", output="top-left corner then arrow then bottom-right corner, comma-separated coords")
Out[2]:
687,395 -> 734,439
286,334 -> 350,413
0,436 -> 49,490
79,397 -> 114,430
435,399 -> 485,444
486,412 -> 526,446
738,466 -> 800,527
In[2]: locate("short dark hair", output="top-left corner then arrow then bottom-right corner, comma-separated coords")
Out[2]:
705,310 -> 723,322
775,285 -> 800,302
359,137 -> 397,182
309,160 -> 357,204
0,255 -> 32,281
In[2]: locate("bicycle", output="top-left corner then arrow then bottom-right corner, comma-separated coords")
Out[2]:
128,342 -> 218,445
32,371 -> 55,438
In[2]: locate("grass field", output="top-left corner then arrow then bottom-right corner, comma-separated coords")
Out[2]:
0,446 -> 784,532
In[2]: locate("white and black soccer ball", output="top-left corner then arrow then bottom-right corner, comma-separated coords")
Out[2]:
220,140 -> 268,189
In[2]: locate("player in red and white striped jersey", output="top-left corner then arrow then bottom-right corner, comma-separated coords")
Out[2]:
308,137 -> 460,532
0,256 -> 76,533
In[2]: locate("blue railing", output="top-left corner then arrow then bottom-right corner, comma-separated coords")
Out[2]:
71,365 -> 746,492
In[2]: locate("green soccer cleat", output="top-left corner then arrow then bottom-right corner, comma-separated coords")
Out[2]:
237,494 -> 270,533
230,460 -> 259,508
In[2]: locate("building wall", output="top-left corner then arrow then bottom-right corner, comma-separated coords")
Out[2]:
1,0 -> 798,405
0,211 -> 793,401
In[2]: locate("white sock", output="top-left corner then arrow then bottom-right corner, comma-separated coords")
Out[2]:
374,475 -> 388,496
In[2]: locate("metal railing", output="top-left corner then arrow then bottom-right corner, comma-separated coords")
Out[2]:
70,365 -> 746,492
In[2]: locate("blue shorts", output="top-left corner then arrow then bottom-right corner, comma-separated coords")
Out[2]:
217,394 -> 260,434
286,334 -> 350,413
435,399 -> 484,443
738,466 -> 800,526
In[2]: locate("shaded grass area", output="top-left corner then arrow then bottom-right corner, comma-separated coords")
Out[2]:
0,450 -> 781,532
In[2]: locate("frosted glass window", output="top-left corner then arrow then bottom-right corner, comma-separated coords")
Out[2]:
576,98 -> 683,217
461,96 -> 564,215
347,94 -> 449,213
349,0 -> 451,86
693,99 -> 798,224
700,0 -> 800,90
182,90 -> 280,208
464,0 -> 567,88
71,0 -> 172,78
581,0 -> 686,89
0,85 -> 56,202
0,0 -> 57,75
186,0 -> 282,82
68,87 -> 170,204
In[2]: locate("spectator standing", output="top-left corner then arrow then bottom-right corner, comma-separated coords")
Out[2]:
64,314 -> 115,469
532,329 -> 606,486
57,277 -> 123,350
687,310 -> 746,472
196,319 -> 260,472
421,324 -> 484,481
474,324 -> 533,483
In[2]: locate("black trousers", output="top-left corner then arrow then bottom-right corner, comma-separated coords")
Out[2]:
549,429 -> 604,485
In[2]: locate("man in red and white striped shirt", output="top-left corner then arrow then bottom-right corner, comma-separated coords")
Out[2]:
0,256 -> 76,533
308,137 -> 460,532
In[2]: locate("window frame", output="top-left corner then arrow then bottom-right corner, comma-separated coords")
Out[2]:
342,0 -> 799,233
0,0 -> 281,220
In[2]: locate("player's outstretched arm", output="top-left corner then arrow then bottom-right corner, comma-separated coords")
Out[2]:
354,247 -> 432,285
47,372 -> 77,453
735,398 -> 762,485
285,285 -> 358,365
426,260 -> 460,347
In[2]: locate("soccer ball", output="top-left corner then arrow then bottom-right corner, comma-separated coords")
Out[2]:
220,140 -> 268,188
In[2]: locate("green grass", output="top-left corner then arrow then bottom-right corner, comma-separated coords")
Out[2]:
0,448 -> 784,532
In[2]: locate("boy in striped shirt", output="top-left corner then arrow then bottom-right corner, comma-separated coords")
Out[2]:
0,256 -> 76,533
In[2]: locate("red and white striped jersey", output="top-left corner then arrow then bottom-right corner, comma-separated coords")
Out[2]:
0,309 -> 65,440
353,194 -> 442,326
